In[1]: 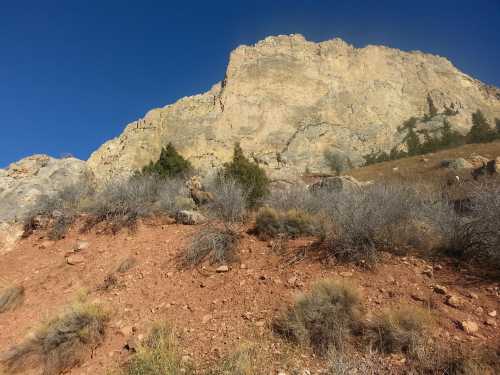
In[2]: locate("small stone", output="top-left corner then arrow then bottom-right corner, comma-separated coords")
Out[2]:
433,285 -> 448,295
485,318 -> 496,327
339,271 -> 353,277
74,239 -> 90,252
467,292 -> 479,300
487,310 -> 497,317
459,320 -> 479,334
411,292 -> 426,302
216,265 -> 229,273
287,276 -> 298,287
202,314 -> 212,324
422,268 -> 433,278
446,295 -> 464,309
175,210 -> 207,225
66,254 -> 85,265
475,307 -> 484,315
434,264 -> 443,271
240,263 -> 247,269
119,326 -> 134,336
255,320 -> 265,327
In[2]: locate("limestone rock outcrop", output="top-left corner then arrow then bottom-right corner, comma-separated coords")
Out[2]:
88,34 -> 500,182
0,155 -> 93,223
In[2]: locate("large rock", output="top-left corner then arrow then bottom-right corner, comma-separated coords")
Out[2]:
0,155 -> 94,223
87,34 -> 500,183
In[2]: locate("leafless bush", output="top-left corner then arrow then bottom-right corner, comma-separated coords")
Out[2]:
0,285 -> 24,313
204,178 -> 248,224
156,178 -> 192,215
439,184 -> 500,266
22,183 -> 94,239
320,183 -> 440,263
273,279 -> 363,355
265,185 -> 323,214
183,226 -> 239,267
82,175 -> 162,233
1,300 -> 108,374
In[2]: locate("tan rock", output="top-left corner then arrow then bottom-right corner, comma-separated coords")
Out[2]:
216,265 -> 229,273
459,320 -> 479,334
488,310 -> 497,317
66,254 -> 85,265
446,295 -> 464,309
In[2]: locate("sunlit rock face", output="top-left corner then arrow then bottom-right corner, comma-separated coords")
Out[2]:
88,34 -> 500,182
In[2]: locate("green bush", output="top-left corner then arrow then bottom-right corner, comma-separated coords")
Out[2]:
141,143 -> 192,179
468,110 -> 496,144
220,144 -> 269,207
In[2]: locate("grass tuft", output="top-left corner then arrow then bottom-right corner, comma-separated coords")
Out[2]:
183,226 -> 239,267
1,300 -> 108,374
272,279 -> 363,355
0,285 -> 24,313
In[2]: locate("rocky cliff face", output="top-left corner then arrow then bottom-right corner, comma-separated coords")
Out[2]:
0,155 -> 93,223
84,34 -> 499,181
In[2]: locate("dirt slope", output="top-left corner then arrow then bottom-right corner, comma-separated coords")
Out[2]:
0,218 -> 498,374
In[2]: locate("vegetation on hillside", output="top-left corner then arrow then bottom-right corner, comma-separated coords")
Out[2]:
364,106 -> 500,166
141,143 -> 193,179
219,143 -> 270,207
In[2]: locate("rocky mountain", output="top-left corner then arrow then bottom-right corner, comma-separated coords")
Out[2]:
87,34 -> 500,182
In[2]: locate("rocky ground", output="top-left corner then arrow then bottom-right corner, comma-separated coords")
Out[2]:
0,218 -> 498,374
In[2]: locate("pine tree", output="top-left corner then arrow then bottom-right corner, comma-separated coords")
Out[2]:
141,143 -> 192,178
221,143 -> 269,207
468,110 -> 495,144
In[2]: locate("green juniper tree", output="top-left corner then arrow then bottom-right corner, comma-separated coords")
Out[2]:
141,143 -> 192,178
220,143 -> 269,207
468,110 -> 495,144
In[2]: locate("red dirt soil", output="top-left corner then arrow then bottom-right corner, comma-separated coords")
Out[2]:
0,218 -> 499,374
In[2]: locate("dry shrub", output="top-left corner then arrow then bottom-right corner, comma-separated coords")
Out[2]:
204,178 -> 248,224
206,345 -> 268,375
439,183 -> 500,267
82,175 -> 162,233
327,349 -> 380,375
22,183 -> 93,239
0,285 -> 24,313
1,300 -> 108,374
272,279 -> 363,355
412,344 -> 499,375
320,183 -> 443,264
255,207 -> 317,239
116,257 -> 138,273
367,306 -> 431,357
120,323 -> 193,375
183,227 -> 239,267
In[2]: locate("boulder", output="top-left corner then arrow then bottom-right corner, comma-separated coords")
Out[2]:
440,158 -> 473,170
175,210 -> 207,225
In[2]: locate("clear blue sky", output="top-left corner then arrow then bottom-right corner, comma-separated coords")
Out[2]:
1,0 -> 499,167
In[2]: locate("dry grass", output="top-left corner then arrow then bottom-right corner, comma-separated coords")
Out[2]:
1,299 -> 108,374
366,306 -> 432,357
119,323 -> 193,375
206,345 -> 269,375
255,207 -> 317,239
273,279 -> 363,355
412,344 -> 500,375
0,285 -> 24,313
183,226 -> 239,267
